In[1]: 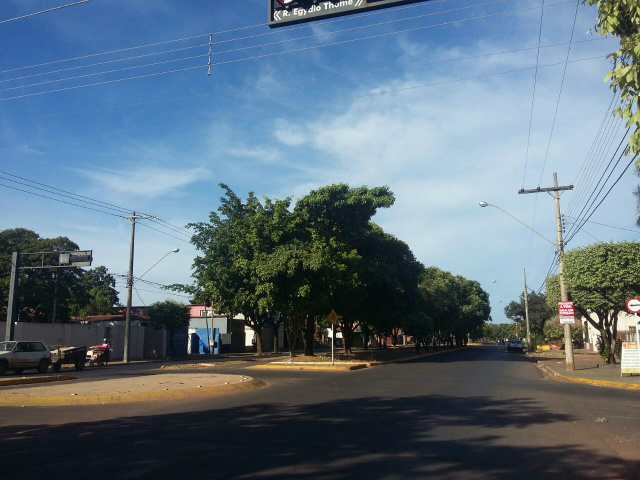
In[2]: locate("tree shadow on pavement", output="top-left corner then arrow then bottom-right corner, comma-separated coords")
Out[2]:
2,393 -> 637,480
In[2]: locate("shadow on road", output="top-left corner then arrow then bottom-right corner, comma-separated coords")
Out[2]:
2,393 -> 636,479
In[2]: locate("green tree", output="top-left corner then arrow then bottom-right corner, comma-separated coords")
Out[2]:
69,266 -> 120,317
585,0 -> 640,155
546,241 -> 640,363
189,185 -> 292,354
148,300 -> 190,357
0,228 -> 83,322
504,291 -> 554,336
293,184 -> 395,354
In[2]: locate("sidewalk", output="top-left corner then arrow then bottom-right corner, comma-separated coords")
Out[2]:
532,352 -> 640,390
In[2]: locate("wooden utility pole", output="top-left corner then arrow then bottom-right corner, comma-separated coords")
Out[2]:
523,268 -> 532,352
4,252 -> 20,341
519,172 -> 575,371
123,212 -> 154,363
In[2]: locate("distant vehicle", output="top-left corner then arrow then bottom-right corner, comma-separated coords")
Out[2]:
496,339 -> 505,345
507,338 -> 524,353
0,341 -> 51,375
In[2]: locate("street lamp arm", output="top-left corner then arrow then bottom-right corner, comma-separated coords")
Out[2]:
135,248 -> 179,283
480,202 -> 556,247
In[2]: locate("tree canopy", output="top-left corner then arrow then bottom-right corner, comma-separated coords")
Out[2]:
504,291 -> 554,336
546,241 -> 640,363
1,228 -> 119,322
186,184 -> 489,356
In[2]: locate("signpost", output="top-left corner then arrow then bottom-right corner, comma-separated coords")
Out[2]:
558,301 -> 575,325
626,297 -> 640,352
328,309 -> 338,365
269,0 -> 432,28
621,342 -> 640,376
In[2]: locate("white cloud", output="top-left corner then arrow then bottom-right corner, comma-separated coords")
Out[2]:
80,165 -> 210,197
229,146 -> 281,163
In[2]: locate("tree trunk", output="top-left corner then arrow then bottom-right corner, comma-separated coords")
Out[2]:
255,327 -> 263,354
286,328 -> 298,358
342,326 -> 353,354
303,314 -> 315,356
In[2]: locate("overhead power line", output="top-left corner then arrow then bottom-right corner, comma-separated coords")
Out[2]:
521,0 -> 545,189
564,128 -> 631,242
11,37 -> 608,123
137,222 -> 192,244
0,0 -> 456,75
0,181 -> 124,218
565,151 -> 639,244
4,53 -> 608,150
565,215 -> 640,234
536,0 -> 580,186
0,43 -> 210,85
0,0 -> 580,102
0,0 -> 91,24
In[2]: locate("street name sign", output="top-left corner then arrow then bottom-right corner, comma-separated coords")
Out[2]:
621,342 -> 640,376
558,300 -> 575,325
626,297 -> 640,313
269,0 -> 432,28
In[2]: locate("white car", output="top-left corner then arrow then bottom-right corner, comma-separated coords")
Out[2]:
507,338 -> 524,353
0,341 -> 52,375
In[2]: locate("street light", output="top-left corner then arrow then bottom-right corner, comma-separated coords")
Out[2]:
124,247 -> 180,363
136,248 -> 180,283
478,201 -> 556,246
479,201 -> 547,352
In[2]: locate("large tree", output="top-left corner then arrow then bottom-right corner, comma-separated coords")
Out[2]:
504,291 -> 554,336
148,300 -> 190,357
69,266 -> 120,317
546,241 -> 640,363
1,228 -> 85,322
189,185 -> 292,354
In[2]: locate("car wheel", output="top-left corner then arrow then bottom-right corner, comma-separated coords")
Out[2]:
0,361 -> 7,376
75,360 -> 85,371
52,362 -> 62,372
37,359 -> 49,374
14,368 -> 23,375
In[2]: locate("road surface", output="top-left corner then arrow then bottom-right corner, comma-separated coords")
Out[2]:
1,345 -> 638,479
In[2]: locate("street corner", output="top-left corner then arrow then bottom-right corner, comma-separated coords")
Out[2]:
534,360 -> 640,391
0,373 -> 265,407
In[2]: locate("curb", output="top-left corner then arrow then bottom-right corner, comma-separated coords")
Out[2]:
0,375 -> 76,387
247,346 -> 470,371
0,378 -> 265,407
536,363 -> 640,391
248,363 -> 367,371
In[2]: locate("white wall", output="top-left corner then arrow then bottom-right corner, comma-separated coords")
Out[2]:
0,322 -> 147,361
583,312 -> 640,350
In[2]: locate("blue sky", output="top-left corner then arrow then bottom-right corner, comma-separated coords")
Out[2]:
1,0 -> 637,322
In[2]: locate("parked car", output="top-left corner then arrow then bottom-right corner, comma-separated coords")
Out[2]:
0,341 -> 52,375
507,338 -> 524,353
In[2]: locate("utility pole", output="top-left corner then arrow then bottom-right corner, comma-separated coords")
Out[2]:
123,212 -> 155,363
519,172 -> 575,371
523,268 -> 532,352
4,252 -> 20,341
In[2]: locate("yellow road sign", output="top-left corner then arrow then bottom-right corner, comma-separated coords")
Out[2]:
327,309 -> 338,324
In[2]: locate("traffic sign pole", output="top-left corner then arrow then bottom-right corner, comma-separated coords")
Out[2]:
332,324 -> 334,366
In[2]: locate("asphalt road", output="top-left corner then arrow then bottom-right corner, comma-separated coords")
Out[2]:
1,345 -> 639,479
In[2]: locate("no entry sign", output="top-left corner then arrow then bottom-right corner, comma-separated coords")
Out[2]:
627,297 -> 640,313
558,301 -> 575,325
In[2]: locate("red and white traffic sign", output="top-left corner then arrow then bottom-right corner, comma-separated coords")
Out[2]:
626,297 -> 640,313
558,301 -> 575,325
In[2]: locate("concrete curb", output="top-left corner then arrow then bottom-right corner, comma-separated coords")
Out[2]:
248,363 -> 367,371
248,346 -> 470,371
0,375 -> 76,387
0,379 -> 265,407
536,363 -> 640,391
